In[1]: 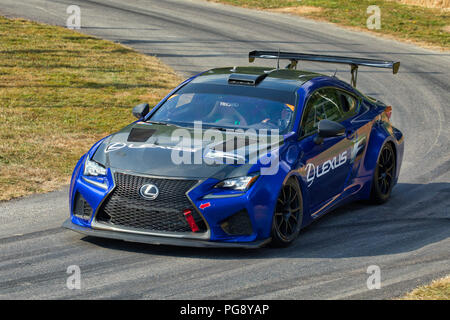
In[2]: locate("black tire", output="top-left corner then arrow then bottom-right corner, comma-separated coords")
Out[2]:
371,143 -> 396,204
270,177 -> 303,247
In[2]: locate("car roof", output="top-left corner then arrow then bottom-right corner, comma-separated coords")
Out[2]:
191,67 -> 323,92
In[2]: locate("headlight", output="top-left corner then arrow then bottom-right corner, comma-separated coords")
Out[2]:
83,157 -> 107,176
214,175 -> 259,191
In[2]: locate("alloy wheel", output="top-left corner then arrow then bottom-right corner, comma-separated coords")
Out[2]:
274,183 -> 302,242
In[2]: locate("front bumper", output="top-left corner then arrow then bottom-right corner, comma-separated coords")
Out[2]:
69,148 -> 287,246
70,166 -> 284,244
63,219 -> 271,249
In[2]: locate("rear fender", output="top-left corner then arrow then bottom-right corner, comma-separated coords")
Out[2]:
360,119 -> 402,199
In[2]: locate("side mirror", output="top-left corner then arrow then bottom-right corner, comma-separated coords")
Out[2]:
314,119 -> 345,144
132,103 -> 150,119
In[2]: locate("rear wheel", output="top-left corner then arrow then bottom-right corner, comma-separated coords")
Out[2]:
271,177 -> 303,247
371,143 -> 396,204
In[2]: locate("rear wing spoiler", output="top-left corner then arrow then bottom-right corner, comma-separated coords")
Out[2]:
248,50 -> 400,87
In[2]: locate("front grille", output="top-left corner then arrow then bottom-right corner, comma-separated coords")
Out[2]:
96,172 -> 206,233
73,193 -> 93,220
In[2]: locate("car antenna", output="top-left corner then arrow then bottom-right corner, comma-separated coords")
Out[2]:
332,68 -> 338,77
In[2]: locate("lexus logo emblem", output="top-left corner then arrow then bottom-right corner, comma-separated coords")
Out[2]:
139,184 -> 159,200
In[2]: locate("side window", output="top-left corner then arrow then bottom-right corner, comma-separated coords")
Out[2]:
337,91 -> 358,119
302,88 -> 343,135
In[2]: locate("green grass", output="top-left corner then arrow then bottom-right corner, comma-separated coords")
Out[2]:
210,0 -> 449,49
0,16 -> 181,201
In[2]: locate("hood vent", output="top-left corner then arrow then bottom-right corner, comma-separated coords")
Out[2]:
127,127 -> 156,142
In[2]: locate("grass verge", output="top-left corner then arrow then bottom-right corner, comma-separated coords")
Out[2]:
0,16 -> 181,201
209,0 -> 449,49
400,275 -> 450,300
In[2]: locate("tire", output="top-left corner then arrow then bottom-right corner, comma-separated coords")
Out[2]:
270,177 -> 303,247
370,143 -> 396,204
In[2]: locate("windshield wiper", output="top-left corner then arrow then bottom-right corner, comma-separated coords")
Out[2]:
146,120 -> 189,128
207,126 -> 229,132
146,120 -> 170,126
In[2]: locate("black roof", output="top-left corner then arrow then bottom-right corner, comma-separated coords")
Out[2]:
192,67 -> 322,92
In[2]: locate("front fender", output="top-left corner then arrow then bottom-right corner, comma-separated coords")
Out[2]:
69,136 -> 110,222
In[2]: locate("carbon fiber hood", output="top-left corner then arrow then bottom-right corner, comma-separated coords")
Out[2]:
92,122 -> 283,180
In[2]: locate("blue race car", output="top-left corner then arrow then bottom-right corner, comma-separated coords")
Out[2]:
63,51 -> 404,248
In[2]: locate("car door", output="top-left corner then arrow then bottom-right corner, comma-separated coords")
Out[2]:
297,88 -> 355,213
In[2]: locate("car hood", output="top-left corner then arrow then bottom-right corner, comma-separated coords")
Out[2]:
92,121 -> 284,180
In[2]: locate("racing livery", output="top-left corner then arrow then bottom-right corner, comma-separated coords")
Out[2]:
64,51 -> 404,248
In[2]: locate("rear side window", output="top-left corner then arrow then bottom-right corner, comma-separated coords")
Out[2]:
302,88 -> 360,136
337,91 -> 358,119
302,88 -> 343,135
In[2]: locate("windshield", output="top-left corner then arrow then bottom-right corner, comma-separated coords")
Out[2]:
149,92 -> 296,134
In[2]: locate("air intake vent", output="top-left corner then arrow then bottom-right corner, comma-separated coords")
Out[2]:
228,73 -> 267,86
220,210 -> 253,236
73,193 -> 93,220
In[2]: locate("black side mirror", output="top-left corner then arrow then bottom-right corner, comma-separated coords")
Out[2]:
132,103 -> 150,119
314,119 -> 345,144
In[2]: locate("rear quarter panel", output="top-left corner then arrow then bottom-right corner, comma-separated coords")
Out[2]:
358,101 -> 404,200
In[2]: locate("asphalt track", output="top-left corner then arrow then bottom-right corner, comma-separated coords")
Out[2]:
0,0 -> 449,299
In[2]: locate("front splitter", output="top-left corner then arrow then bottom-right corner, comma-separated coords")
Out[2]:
62,219 -> 270,249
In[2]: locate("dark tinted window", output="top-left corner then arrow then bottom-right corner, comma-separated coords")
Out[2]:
150,92 -> 296,134
302,88 -> 344,135
175,83 -> 297,105
337,90 -> 358,119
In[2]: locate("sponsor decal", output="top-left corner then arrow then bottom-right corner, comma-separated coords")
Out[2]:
105,142 -> 127,153
105,142 -> 198,153
306,151 -> 347,187
350,135 -> 367,163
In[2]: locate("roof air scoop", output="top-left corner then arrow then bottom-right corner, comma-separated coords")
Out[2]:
228,73 -> 267,86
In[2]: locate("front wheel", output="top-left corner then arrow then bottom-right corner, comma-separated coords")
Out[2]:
270,177 -> 303,247
371,143 -> 396,204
